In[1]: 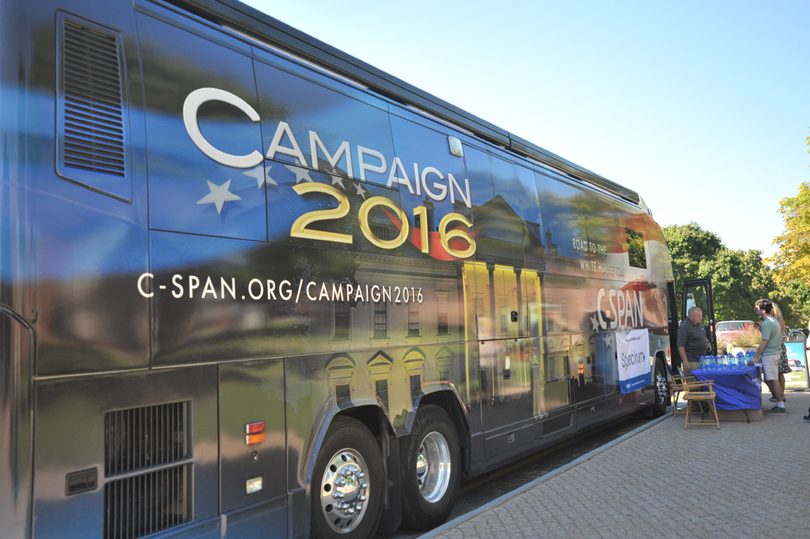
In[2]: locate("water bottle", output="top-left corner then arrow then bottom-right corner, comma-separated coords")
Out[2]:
709,355 -> 716,371
736,351 -> 744,369
698,355 -> 705,370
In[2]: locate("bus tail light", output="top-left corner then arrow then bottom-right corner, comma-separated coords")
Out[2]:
245,422 -> 266,445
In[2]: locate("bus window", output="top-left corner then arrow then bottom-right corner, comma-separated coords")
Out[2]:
462,145 -> 496,209
138,14 -> 265,240
388,110 -> 474,262
578,189 -> 623,281
615,206 -> 651,281
534,171 -> 588,275
480,154 -> 528,267
253,50 -> 394,186
625,228 -> 647,269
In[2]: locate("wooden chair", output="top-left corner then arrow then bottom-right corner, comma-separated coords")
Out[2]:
683,379 -> 720,429
671,369 -> 698,417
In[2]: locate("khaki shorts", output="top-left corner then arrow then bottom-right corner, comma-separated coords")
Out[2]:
762,353 -> 780,381
683,362 -> 698,375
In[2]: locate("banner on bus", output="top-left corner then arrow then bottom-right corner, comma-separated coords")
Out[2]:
616,328 -> 651,394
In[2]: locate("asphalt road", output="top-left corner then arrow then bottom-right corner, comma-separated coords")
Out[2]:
376,411 -> 653,539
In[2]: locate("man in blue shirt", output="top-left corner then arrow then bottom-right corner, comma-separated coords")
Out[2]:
752,299 -> 785,414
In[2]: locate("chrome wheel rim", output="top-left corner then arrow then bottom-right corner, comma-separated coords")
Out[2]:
656,369 -> 668,404
319,449 -> 370,534
416,431 -> 451,503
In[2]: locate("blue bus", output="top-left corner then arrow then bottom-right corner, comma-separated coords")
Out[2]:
1,1 -> 685,537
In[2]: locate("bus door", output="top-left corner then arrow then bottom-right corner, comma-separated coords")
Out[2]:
474,263 -> 535,458
682,278 -> 717,355
666,281 -> 680,369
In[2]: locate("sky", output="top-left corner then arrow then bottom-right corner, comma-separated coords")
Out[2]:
241,0 -> 810,258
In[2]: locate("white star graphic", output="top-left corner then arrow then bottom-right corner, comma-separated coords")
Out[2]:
331,174 -> 346,189
197,179 -> 241,214
354,182 -> 368,200
242,165 -> 277,188
285,165 -> 313,183
590,313 -> 600,332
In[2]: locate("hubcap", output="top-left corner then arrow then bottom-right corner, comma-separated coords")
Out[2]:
656,371 -> 668,403
319,449 -> 370,534
416,431 -> 451,503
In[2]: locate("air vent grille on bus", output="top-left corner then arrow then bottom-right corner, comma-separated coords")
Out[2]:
56,13 -> 131,201
61,18 -> 126,176
104,464 -> 190,539
105,402 -> 190,476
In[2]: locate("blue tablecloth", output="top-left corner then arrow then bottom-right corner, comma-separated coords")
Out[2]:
691,366 -> 762,410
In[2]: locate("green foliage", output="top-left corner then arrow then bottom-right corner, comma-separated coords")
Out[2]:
662,222 -> 724,261
664,220 -> 810,328
663,224 -> 776,322
768,181 -> 810,286
666,135 -> 810,329
662,223 -> 724,318
702,249 -> 776,322
773,279 -> 810,329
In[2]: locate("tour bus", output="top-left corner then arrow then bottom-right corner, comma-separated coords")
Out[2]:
0,0 -> 691,538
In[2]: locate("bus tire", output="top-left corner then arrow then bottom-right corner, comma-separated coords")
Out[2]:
652,359 -> 667,418
400,405 -> 461,531
311,417 -> 384,539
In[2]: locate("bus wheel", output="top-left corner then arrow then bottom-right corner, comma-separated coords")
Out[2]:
400,405 -> 461,531
652,360 -> 667,417
311,417 -> 384,539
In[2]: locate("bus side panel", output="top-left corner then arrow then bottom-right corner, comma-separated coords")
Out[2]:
32,190 -> 150,376
0,2 -> 42,533
11,0 -> 153,378
219,359 -> 287,519
32,367 -> 219,538
0,302 -> 35,539
221,498 -> 287,539
22,0 -> 149,228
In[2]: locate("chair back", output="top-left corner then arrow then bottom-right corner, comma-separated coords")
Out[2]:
683,378 -> 720,429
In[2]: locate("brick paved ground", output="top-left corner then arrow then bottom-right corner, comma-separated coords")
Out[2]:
422,391 -> 810,539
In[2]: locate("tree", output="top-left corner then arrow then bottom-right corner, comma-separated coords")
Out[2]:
662,222 -> 724,261
662,223 -> 724,316
768,181 -> 810,286
700,249 -> 775,322
662,223 -> 776,321
774,279 -> 810,329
